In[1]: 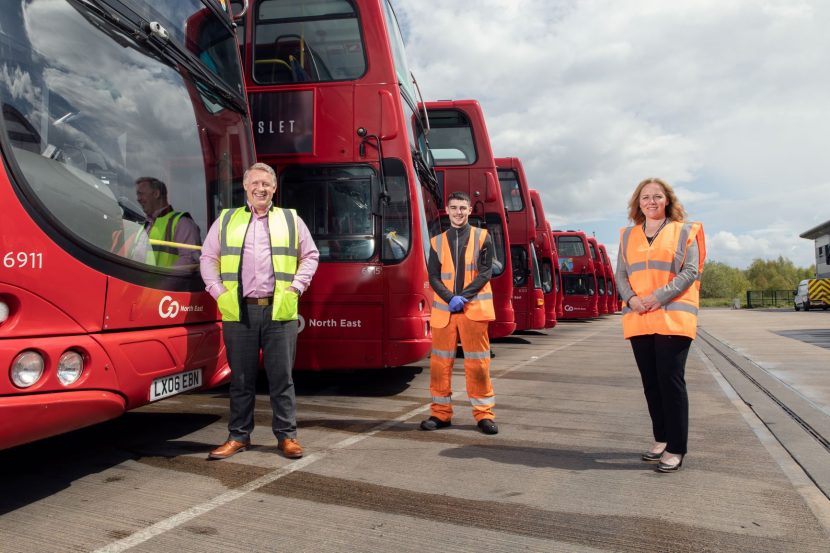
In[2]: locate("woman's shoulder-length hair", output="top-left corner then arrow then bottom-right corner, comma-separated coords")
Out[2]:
627,177 -> 687,224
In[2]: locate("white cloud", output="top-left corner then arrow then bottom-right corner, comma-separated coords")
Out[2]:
396,0 -> 830,269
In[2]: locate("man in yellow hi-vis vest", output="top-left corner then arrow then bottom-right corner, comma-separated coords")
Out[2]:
421,191 -> 498,435
135,177 -> 201,267
200,163 -> 319,461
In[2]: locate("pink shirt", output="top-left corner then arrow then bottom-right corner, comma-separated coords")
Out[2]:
200,203 -> 319,300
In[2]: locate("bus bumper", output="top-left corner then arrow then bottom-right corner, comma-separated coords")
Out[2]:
0,390 -> 126,450
489,321 -> 517,339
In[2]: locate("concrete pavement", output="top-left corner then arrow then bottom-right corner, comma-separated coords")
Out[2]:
1,311 -> 829,552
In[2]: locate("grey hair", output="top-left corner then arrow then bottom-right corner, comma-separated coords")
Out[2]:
243,162 -> 277,185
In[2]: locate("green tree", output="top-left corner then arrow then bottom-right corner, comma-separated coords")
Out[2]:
745,256 -> 811,290
701,261 -> 749,299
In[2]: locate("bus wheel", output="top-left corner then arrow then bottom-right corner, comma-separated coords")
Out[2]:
794,304 -> 800,311
804,301 -> 810,311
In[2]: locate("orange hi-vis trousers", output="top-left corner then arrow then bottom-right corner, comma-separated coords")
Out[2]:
429,313 -> 495,422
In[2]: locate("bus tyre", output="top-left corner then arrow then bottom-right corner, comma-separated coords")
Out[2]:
804,301 -> 810,311
794,304 -> 800,311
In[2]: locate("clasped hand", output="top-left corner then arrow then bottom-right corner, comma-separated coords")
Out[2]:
629,294 -> 660,313
448,295 -> 469,313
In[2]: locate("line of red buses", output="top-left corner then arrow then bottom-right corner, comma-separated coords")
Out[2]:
1,0 -> 618,450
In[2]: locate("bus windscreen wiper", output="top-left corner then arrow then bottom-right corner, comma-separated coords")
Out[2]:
73,0 -> 247,115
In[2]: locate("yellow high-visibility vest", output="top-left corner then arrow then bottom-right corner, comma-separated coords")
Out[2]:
217,207 -> 299,322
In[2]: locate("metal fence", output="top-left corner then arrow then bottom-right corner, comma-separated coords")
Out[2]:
745,290 -> 796,308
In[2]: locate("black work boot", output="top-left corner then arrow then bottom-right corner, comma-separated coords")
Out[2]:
477,419 -> 498,435
420,416 -> 451,431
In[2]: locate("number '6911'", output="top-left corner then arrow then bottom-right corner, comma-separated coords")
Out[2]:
3,252 -> 43,269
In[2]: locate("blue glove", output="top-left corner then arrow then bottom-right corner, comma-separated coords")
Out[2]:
448,295 -> 469,313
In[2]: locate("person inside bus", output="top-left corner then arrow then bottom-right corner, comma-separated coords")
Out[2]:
134,177 -> 202,268
616,177 -> 705,473
200,162 -> 319,461
421,191 -> 498,435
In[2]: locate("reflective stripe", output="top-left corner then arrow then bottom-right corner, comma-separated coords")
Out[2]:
648,260 -> 673,273
432,301 -> 451,312
272,246 -> 295,256
221,272 -> 239,281
475,293 -> 493,301
671,223 -> 693,276
470,397 -> 495,406
464,351 -> 489,359
440,272 -> 452,280
628,261 -> 647,273
472,227 -> 482,267
274,271 -> 295,282
283,208 -> 298,258
665,302 -> 698,315
223,246 -> 243,255
219,208 -> 237,253
432,395 -> 452,404
431,348 -> 455,359
465,263 -> 476,271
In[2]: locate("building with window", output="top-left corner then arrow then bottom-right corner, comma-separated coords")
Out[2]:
800,220 -> 830,278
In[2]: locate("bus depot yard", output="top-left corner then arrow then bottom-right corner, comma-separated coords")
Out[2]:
2,309 -> 829,553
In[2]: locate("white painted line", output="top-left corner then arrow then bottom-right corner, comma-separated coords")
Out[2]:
95,327 -> 603,552
696,346 -> 830,535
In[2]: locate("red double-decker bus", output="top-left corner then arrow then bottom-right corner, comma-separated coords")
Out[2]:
239,0 -> 441,369
420,99 -> 515,338
495,157 -> 545,331
552,230 -> 598,319
529,189 -> 560,328
598,243 -> 619,314
587,236 -> 609,315
1,0 -> 254,449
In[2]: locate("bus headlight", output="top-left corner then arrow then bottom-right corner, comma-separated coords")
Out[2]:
57,351 -> 84,386
11,351 -> 45,388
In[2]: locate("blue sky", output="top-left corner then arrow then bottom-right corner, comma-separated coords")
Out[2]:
395,0 -> 830,269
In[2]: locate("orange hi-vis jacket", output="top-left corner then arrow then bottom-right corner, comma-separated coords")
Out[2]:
430,227 -> 496,329
620,221 -> 706,339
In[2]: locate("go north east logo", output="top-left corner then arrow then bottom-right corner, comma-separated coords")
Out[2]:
158,296 -> 205,318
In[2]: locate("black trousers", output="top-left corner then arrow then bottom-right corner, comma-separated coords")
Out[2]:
223,304 -> 298,443
630,334 -> 692,455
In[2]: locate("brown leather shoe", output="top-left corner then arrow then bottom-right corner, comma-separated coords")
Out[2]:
208,439 -> 249,460
278,438 -> 303,459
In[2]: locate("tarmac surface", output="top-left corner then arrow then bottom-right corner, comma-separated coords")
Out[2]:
1,309 -> 829,552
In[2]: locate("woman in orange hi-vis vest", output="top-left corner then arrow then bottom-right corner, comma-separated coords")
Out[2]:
615,178 -> 705,473
421,191 -> 498,435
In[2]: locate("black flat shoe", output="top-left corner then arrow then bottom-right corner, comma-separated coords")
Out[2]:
641,449 -> 665,462
420,416 -> 451,431
656,455 -> 684,473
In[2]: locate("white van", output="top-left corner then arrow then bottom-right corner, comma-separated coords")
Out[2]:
794,279 -> 830,311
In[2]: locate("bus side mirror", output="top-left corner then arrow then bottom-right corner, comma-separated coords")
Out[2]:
485,171 -> 498,203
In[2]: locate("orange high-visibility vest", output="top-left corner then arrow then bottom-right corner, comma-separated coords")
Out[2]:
430,227 -> 496,329
620,221 -> 706,339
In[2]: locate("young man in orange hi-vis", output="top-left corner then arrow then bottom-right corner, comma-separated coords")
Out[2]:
421,191 -> 498,435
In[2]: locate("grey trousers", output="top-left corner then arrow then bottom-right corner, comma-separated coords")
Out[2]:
223,304 -> 298,442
